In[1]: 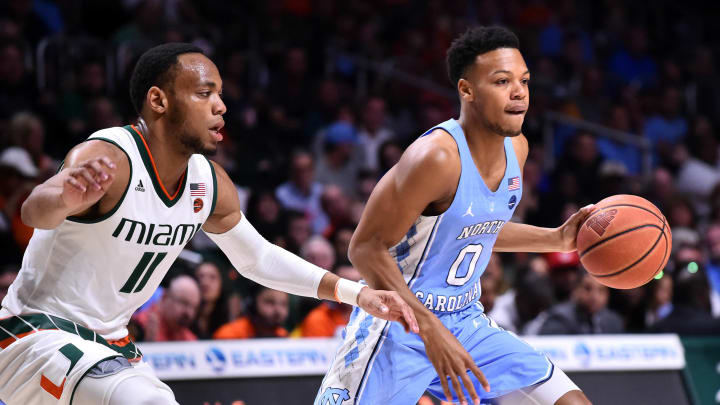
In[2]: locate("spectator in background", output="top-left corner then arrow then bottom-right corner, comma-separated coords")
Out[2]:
300,235 -> 336,271
245,190 -> 286,243
667,197 -> 701,251
214,284 -> 289,339
0,146 -> 37,252
0,40 -> 35,120
377,140 -> 403,176
58,60 -> 108,143
358,97 -> 395,172
275,150 -> 328,234
268,47 -> 312,144
645,167 -> 676,214
651,261 -> 720,335
545,251 -> 582,302
297,264 -> 361,337
609,26 -> 657,88
703,224 -> 720,317
479,273 -> 499,314
282,210 -> 312,254
9,112 -> 57,180
134,275 -> 201,342
0,265 -> 18,303
645,275 -> 674,328
644,87 -> 688,165
315,121 -> 363,195
332,227 -> 354,266
539,273 -> 624,335
490,269 -> 554,335
193,262 -> 230,340
320,184 -> 354,238
675,116 -> 720,217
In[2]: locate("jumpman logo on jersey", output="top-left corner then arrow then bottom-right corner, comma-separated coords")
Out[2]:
462,202 -> 474,217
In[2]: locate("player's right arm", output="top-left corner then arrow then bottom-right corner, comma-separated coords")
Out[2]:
21,141 -> 126,229
349,130 -> 490,405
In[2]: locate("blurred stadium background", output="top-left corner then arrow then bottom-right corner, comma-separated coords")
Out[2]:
0,0 -> 719,404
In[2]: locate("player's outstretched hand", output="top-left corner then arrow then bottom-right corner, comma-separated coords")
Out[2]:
557,204 -> 596,252
421,318 -> 490,405
357,288 -> 420,334
61,156 -> 116,211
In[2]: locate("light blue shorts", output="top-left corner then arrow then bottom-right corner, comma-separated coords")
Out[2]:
315,302 -> 553,404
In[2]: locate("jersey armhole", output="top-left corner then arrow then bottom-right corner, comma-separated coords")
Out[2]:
204,156 -> 218,217
66,138 -> 132,224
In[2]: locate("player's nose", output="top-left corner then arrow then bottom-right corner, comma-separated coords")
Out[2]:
213,96 -> 227,116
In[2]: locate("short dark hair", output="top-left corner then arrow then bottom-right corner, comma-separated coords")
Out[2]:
446,26 -> 520,85
129,43 -> 204,115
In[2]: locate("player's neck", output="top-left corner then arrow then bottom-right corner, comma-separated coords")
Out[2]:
137,119 -> 190,193
457,112 -> 506,174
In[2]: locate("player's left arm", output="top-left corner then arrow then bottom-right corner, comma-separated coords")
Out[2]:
202,161 -> 418,331
493,134 -> 594,253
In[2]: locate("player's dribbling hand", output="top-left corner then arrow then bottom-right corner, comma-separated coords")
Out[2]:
61,157 -> 116,210
557,204 -> 596,252
420,317 -> 489,405
357,288 -> 420,334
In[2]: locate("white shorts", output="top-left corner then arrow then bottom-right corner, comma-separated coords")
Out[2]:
0,312 -> 149,405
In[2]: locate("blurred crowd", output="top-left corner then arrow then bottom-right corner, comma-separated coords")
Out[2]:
1,0 -> 719,349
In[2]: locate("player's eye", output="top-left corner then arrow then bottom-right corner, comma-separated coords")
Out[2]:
496,79 -> 508,85
521,78 -> 530,85
198,91 -> 211,97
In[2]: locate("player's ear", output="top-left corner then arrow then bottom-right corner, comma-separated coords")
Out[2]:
147,86 -> 169,114
458,78 -> 473,102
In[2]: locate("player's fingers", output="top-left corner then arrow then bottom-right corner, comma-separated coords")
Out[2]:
374,295 -> 389,314
65,176 -> 86,192
401,303 -> 419,333
459,371 -> 480,405
89,161 -> 109,182
100,156 -> 116,169
439,367 -> 453,403
449,370 -> 467,405
75,169 -> 101,190
469,363 -> 491,393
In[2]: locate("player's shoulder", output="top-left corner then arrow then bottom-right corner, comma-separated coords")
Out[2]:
400,129 -> 460,175
65,127 -> 130,167
510,133 -> 529,166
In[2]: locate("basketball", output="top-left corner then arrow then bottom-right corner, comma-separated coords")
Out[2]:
577,194 -> 672,289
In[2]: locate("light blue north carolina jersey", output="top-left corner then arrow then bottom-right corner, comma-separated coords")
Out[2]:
316,119 -> 553,405
389,118 -> 522,314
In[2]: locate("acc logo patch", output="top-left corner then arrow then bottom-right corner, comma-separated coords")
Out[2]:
205,346 -> 226,373
508,194 -> 517,209
315,387 -> 350,405
585,209 -> 617,236
193,198 -> 204,213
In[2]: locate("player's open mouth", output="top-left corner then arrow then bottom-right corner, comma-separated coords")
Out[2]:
209,121 -> 224,141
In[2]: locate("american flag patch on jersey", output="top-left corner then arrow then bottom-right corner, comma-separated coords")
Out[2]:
190,183 -> 206,196
508,176 -> 520,191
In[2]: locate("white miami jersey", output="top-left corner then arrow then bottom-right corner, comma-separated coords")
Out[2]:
2,125 -> 217,340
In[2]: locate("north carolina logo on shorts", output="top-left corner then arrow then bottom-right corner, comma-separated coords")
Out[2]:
315,387 -> 350,405
193,198 -> 204,213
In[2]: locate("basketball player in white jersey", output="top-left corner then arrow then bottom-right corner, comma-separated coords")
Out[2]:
0,43 -> 418,405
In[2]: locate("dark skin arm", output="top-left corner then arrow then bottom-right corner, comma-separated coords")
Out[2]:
493,135 -> 595,252
349,129 -> 489,405
21,140 -> 129,229
202,161 -> 418,332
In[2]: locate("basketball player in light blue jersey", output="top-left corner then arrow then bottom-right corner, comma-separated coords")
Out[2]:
315,27 -> 595,405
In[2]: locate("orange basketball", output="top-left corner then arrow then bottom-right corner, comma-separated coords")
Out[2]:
577,194 -> 672,289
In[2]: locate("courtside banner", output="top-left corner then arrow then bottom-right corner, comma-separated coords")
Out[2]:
137,335 -> 685,380
137,338 -> 338,380
523,334 -> 686,372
